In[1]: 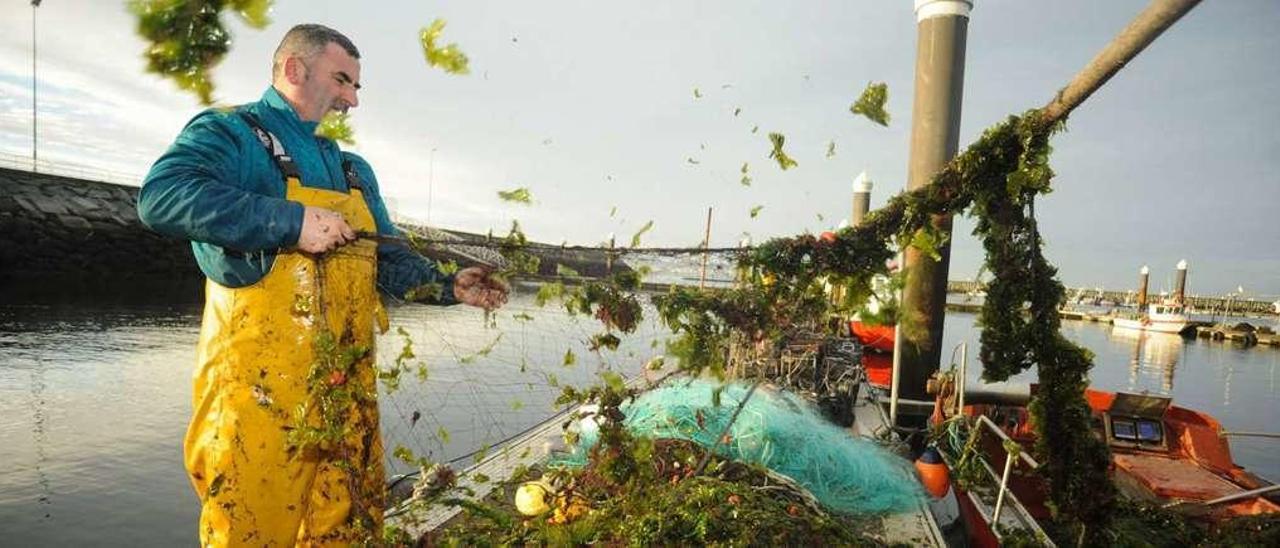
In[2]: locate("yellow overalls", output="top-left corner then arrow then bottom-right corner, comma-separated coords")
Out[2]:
184,162 -> 387,546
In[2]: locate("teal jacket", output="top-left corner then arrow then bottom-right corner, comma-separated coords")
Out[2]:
138,87 -> 454,303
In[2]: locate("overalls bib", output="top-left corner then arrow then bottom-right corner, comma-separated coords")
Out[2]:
184,116 -> 387,546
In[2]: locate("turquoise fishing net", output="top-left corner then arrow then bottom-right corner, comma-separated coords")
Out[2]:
552,379 -> 923,514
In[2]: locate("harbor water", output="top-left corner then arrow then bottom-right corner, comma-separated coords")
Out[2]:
1,292 -> 1277,546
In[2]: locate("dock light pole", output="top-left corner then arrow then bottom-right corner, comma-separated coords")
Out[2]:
852,170 -> 873,227
1137,265 -> 1150,309
32,0 -> 42,172
897,0 -> 971,407
1173,259 -> 1188,305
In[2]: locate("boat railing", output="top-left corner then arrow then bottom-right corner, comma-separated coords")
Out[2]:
1219,430 -> 1280,440
948,342 -> 1055,546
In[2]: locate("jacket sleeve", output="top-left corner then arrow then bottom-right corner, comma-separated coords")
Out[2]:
137,111 -> 304,252
343,153 -> 458,305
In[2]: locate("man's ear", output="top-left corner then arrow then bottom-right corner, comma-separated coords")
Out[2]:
284,56 -> 306,85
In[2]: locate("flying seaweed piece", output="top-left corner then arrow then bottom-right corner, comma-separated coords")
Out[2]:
630,220 -> 655,248
693,87 -> 702,99
420,18 -> 471,75
563,348 -> 577,366
497,187 -> 533,204
740,162 -> 751,187
733,107 -> 742,117
589,333 -> 622,352
826,140 -> 836,159
459,333 -> 504,364
767,132 -> 799,170
686,157 -> 700,165
609,205 -> 618,218
850,81 -> 890,126
129,0 -> 273,105
316,111 -> 355,144
750,205 -> 764,218
751,125 -> 759,134
410,410 -> 421,427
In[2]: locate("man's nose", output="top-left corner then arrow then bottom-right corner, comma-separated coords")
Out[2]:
346,88 -> 359,109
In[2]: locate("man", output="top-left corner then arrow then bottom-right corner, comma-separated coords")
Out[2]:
138,24 -> 507,546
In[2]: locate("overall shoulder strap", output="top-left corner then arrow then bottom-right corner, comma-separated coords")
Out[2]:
237,111 -> 302,181
341,159 -> 363,191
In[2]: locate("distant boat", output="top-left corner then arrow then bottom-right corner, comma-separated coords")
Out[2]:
1113,301 -> 1192,335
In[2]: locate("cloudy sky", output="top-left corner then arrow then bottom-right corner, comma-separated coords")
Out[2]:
0,0 -> 1276,296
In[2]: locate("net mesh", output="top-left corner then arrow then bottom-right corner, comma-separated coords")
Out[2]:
552,378 -> 924,514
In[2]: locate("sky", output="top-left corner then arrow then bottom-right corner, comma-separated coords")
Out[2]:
0,0 -> 1276,297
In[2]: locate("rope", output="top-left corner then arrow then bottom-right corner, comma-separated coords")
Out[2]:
694,380 -> 762,475
357,231 -> 750,256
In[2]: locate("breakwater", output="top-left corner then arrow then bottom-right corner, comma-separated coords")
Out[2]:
0,167 -> 622,302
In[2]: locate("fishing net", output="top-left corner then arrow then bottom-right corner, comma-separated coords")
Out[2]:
553,378 -> 923,514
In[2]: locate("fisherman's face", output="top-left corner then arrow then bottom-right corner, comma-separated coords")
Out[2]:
296,42 -> 361,122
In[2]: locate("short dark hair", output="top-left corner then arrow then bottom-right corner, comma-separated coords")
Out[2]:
272,24 -> 360,81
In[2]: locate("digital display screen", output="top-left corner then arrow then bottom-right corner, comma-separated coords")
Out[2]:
1112,418 -> 1137,440
1137,420 -> 1162,442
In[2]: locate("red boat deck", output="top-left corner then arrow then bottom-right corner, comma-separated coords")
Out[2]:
1113,453 -> 1245,501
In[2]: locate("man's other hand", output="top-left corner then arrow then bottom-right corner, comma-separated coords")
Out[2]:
297,206 -> 357,254
453,267 -> 510,310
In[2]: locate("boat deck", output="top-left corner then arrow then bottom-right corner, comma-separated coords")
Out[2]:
387,369 -> 946,546
1114,453 -> 1245,501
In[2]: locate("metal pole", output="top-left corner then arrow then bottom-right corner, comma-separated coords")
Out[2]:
889,249 -> 906,427
607,234 -> 615,274
426,147 -> 436,225
889,321 -> 902,427
32,0 -> 41,172
992,449 -> 1015,525
898,0 -> 971,408
957,341 -> 967,413
699,206 -> 712,289
1137,265 -> 1150,309
1174,259 -> 1188,305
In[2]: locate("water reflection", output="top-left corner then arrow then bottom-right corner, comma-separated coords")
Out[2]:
1107,328 -> 1182,394
30,356 -> 52,520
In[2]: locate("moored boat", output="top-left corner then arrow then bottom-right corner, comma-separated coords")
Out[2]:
931,379 -> 1279,545
1112,300 -> 1193,335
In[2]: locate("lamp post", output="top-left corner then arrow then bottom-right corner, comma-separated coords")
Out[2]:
427,147 -> 437,226
32,0 -> 42,172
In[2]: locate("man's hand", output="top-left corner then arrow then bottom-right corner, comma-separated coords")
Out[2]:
297,206 -> 356,254
453,267 -> 510,310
